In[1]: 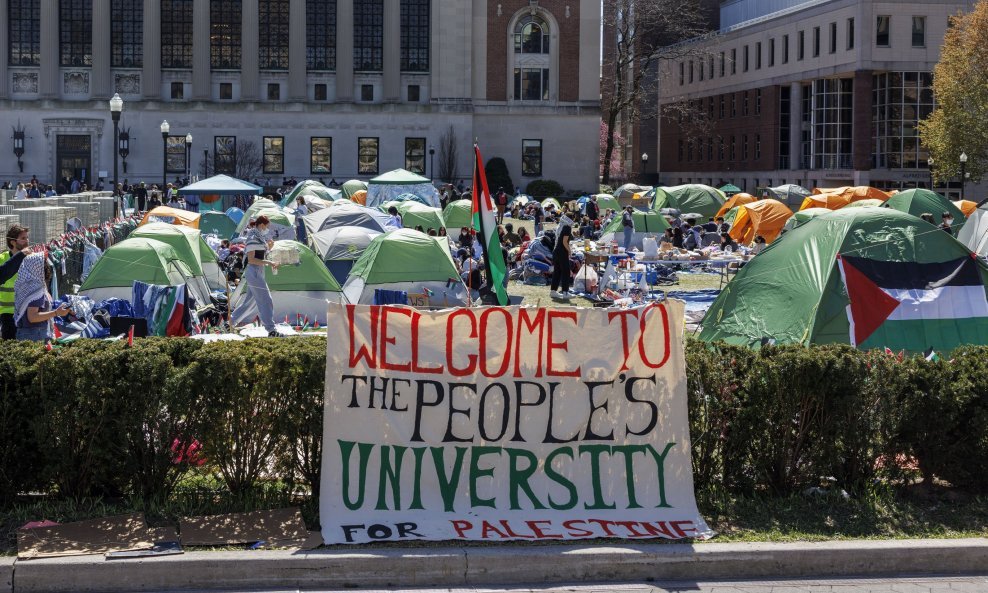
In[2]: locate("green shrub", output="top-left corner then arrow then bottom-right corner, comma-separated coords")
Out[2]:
526,179 -> 564,197
485,158 -> 515,196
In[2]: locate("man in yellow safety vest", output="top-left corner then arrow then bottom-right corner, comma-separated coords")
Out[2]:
0,225 -> 33,339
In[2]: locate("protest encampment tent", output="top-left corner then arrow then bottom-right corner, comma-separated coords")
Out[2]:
614,184 -> 651,201
509,195 -> 532,207
302,202 -> 395,235
699,208 -> 988,353
764,184 -> 812,206
443,199 -> 473,229
397,202 -> 445,232
140,206 -> 201,229
598,210 -> 671,249
281,180 -> 340,207
958,204 -> 988,257
718,183 -> 742,197
78,238 -> 200,303
541,198 -> 562,211
230,241 -> 343,327
342,229 -> 468,306
199,211 -> 239,240
715,193 -> 757,218
955,200 -> 979,217
882,188 -> 965,231
177,175 -> 262,212
340,179 -> 368,200
366,169 -> 440,208
129,223 -> 217,297
234,198 -> 279,229
842,199 -> 885,209
309,226 -> 383,284
649,184 -> 726,219
783,207 -> 831,231
728,199 -> 794,244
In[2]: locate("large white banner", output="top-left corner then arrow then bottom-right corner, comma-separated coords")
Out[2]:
320,301 -> 713,544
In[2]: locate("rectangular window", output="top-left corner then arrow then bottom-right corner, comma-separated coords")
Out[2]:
522,139 -> 543,177
743,45 -> 749,71
798,30 -> 805,60
60,0 -> 92,66
755,89 -> 762,115
829,22 -> 837,53
699,58 -> 704,81
912,16 -> 925,47
211,0 -> 242,69
783,34 -> 789,63
219,83 -> 233,100
111,0 -> 143,68
267,83 -> 281,100
876,15 -> 890,47
708,97 -> 715,119
679,62 -> 684,85
689,61 -> 694,83
813,26 -> 820,57
404,137 -> 426,174
306,0 -> 337,71
708,56 -> 714,79
769,38 -> 775,67
9,0 -> 41,66
731,94 -> 737,117
847,18 -> 855,50
358,137 -> 380,175
401,0 -> 429,72
743,92 -> 749,116
730,136 -> 736,160
165,136 -> 187,174
755,134 -> 762,160
755,42 -> 761,69
718,137 -> 725,161
310,137 -> 332,174
708,137 -> 713,161
354,0 -> 384,71
719,52 -> 725,76
361,84 -> 374,101
259,0 -> 290,70
161,0 -> 193,68
170,82 -> 184,99
678,140 -> 684,162
314,83 -> 327,100
407,84 -> 420,102
263,136 -> 284,174
514,67 -> 549,100
742,134 -> 749,161
214,136 -> 236,174
730,48 -> 736,74
719,95 -> 725,118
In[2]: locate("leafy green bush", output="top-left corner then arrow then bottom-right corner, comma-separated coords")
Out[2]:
526,179 -> 564,197
485,158 -> 515,196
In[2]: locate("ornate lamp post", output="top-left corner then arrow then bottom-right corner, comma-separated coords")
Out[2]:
960,152 -> 968,201
927,156 -> 934,191
185,132 -> 193,184
160,120 -> 170,195
109,93 -> 123,215
429,145 -> 435,180
641,152 -> 649,185
12,125 -> 25,173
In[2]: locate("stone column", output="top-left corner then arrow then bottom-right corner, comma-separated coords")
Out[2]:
241,0 -> 259,100
852,70 -> 873,172
336,0 -> 354,102
0,0 -> 8,99
192,0 -> 211,100
383,0 -> 400,102
142,0 -> 161,99
91,0 -> 112,98
789,81 -> 801,171
40,0 -> 60,98
288,0 -> 307,100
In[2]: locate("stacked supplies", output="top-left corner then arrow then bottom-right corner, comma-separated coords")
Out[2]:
65,202 -> 101,227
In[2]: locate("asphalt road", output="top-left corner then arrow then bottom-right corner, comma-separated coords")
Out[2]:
153,574 -> 988,593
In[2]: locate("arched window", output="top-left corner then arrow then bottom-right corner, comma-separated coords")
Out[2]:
514,16 -> 549,54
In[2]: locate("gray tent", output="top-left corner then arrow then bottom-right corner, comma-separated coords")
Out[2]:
302,203 -> 397,235
309,225 -> 384,284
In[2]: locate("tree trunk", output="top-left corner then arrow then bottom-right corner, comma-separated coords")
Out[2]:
602,111 -> 620,186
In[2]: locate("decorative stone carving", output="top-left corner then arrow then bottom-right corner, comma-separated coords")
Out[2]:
64,72 -> 90,94
114,73 -> 141,95
12,72 -> 38,93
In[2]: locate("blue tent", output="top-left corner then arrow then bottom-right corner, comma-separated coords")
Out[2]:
225,207 -> 245,224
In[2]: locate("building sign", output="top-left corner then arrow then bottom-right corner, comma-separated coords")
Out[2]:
320,302 -> 713,544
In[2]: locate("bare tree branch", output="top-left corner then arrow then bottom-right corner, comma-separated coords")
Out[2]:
438,125 -> 458,184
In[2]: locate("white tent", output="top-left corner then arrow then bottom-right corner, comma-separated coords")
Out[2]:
959,205 -> 988,257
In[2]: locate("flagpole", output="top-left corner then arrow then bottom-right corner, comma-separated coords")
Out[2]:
473,144 -> 499,306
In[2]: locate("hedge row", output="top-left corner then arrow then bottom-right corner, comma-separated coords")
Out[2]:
1,338 -> 986,506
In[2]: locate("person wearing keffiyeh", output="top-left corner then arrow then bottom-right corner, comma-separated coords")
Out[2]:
13,253 -> 69,342
243,216 -> 280,337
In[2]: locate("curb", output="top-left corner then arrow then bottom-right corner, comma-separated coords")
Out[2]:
10,538 -> 988,592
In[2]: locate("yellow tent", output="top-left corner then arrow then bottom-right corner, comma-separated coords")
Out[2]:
729,199 -> 794,244
954,200 -> 978,217
139,206 -> 201,229
715,193 -> 757,218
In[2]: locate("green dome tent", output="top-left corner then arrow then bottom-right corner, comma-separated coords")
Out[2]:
598,210 -> 671,249
699,208 -> 988,353
309,226 -> 384,284
129,223 -> 224,297
882,188 -> 966,232
281,180 -> 339,207
235,207 -> 297,241
234,198 -> 279,231
343,229 -> 468,306
341,179 -> 369,200
718,183 -> 742,196
842,199 -> 885,209
78,238 -> 198,303
367,169 -> 441,208
593,194 -> 621,213
397,202 -> 446,233
650,184 -> 726,219
199,211 -> 239,240
302,202 -> 394,235
230,241 -> 343,327
443,199 -> 473,229
782,207 -> 831,231
541,198 -> 562,211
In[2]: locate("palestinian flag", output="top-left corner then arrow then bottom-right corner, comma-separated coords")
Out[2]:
837,254 -> 988,347
471,144 -> 509,306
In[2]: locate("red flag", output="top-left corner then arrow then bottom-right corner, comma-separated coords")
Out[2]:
44,341 -> 52,352
127,324 -> 134,347
53,324 -> 62,339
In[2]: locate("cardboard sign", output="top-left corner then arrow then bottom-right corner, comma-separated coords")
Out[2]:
17,513 -> 153,559
320,302 -> 713,544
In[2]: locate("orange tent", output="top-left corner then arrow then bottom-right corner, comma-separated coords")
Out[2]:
139,206 -> 201,229
351,190 -> 368,205
729,199 -> 794,244
715,193 -> 757,218
954,200 -> 978,217
798,193 -> 853,211
811,186 -> 892,202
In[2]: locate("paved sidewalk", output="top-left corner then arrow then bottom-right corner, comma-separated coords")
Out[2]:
6,539 -> 988,593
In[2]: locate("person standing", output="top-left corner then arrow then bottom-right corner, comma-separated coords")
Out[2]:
294,196 -> 309,244
550,224 -> 573,299
134,182 -> 149,213
14,183 -> 27,200
496,188 -> 508,224
387,206 -> 403,229
244,216 -> 280,337
621,206 -> 635,250
0,225 -> 33,339
13,253 -> 69,343
586,195 -> 600,221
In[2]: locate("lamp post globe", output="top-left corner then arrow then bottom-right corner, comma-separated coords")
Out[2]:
960,152 -> 969,201
640,152 -> 649,185
109,93 -> 124,215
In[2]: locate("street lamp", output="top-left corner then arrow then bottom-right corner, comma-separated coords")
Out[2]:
185,132 -> 193,184
109,93 -> 123,216
429,145 -> 435,180
960,152 -> 968,201
641,152 -> 649,185
160,120 -> 170,196
118,128 -> 130,174
12,125 -> 25,173
927,157 -> 934,191
203,148 -> 209,178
